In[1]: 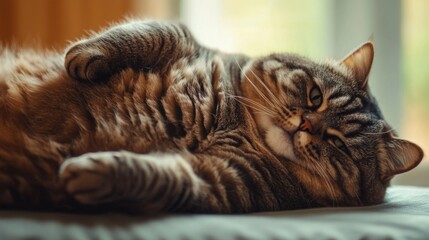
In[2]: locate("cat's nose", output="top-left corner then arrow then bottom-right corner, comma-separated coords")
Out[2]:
299,117 -> 313,133
299,112 -> 321,134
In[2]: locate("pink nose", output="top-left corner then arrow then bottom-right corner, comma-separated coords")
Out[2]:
299,117 -> 313,133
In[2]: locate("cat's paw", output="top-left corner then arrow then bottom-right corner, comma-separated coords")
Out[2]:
65,41 -> 112,81
59,153 -> 116,204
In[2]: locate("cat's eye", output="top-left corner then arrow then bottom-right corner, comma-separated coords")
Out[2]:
330,136 -> 348,153
309,86 -> 322,107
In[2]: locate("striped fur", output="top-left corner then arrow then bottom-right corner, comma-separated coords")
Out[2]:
0,20 -> 423,213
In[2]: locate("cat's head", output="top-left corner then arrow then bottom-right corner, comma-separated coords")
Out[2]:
241,42 -> 423,207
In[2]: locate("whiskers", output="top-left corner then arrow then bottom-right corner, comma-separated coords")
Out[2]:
232,56 -> 284,114
361,127 -> 396,135
303,146 -> 338,207
225,93 -> 276,117
315,160 -> 338,207
361,117 -> 402,136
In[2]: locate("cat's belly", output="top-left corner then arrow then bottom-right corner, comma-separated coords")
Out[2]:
71,57 -> 235,155
0,57 -> 233,207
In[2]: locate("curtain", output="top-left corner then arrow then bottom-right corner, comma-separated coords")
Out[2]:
0,0 -> 134,49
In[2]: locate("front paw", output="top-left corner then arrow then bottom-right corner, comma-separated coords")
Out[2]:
65,40 -> 112,81
59,153 -> 116,204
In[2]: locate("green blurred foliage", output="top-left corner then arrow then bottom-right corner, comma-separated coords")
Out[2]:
403,0 -> 429,112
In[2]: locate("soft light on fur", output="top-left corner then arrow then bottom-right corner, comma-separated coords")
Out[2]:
0,21 -> 423,213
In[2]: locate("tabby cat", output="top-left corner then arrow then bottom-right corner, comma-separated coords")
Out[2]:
0,20 -> 423,213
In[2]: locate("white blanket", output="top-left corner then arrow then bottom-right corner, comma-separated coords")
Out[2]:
0,186 -> 428,240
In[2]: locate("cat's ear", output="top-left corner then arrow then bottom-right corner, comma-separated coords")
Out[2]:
380,138 -> 423,180
340,41 -> 374,89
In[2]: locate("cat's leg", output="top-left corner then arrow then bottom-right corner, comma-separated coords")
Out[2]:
65,20 -> 200,81
59,151 -> 204,213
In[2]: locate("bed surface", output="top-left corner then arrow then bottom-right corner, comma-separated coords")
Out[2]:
0,186 -> 428,240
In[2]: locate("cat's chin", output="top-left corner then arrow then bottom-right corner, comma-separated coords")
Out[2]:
265,126 -> 298,162
255,113 -> 299,161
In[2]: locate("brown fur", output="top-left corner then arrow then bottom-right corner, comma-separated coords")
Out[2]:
0,20 -> 423,213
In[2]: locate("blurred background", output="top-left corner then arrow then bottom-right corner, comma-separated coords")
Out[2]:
0,0 -> 427,186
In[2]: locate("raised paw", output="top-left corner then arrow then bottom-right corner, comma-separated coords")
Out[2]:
59,152 -> 117,204
64,40 -> 112,81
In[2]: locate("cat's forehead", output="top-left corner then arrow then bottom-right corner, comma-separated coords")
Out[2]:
263,54 -> 354,86
263,53 -> 317,72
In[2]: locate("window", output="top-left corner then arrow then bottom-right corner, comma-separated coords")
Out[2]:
180,0 -> 428,186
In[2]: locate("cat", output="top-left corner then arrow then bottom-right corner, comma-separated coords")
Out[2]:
0,20 -> 423,213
